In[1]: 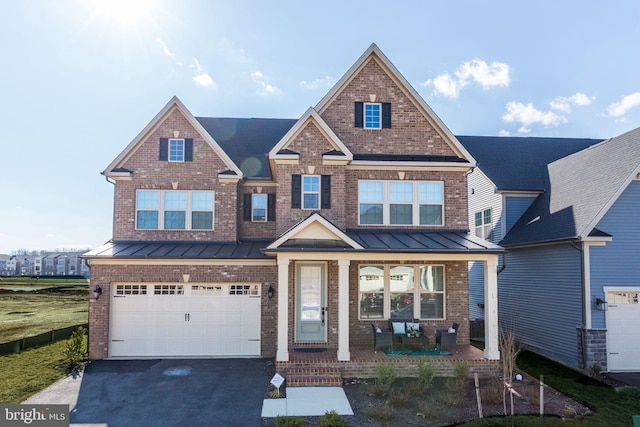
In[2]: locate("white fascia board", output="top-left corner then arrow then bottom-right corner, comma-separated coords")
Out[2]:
267,213 -> 363,250
348,161 -> 473,171
102,96 -> 243,178
580,163 -> 640,240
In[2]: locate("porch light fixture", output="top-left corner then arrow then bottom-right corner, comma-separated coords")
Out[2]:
93,285 -> 103,300
595,297 -> 607,311
268,285 -> 274,299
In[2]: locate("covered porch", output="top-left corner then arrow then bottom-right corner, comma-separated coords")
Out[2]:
264,214 -> 504,370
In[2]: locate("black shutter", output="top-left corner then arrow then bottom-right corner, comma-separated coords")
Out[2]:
243,194 -> 252,221
291,175 -> 301,208
354,102 -> 364,128
382,103 -> 392,128
159,138 -> 168,161
185,138 -> 193,161
267,194 -> 276,221
321,175 -> 331,209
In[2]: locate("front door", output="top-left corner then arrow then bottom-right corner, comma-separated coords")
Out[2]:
296,263 -> 326,342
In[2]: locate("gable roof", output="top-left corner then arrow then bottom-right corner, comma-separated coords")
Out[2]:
266,213 -> 363,251
196,117 -> 297,179
501,127 -> 640,246
103,96 -> 243,178
458,136 -> 603,192
315,43 -> 476,166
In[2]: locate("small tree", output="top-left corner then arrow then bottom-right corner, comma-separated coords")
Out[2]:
63,326 -> 87,373
499,327 -> 521,419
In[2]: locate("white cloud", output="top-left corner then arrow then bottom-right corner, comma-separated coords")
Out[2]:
193,73 -> 215,87
606,92 -> 640,117
455,59 -> 510,90
251,71 -> 280,95
502,101 -> 567,133
299,76 -> 334,90
550,92 -> 593,113
423,59 -> 510,99
155,38 -> 175,58
498,130 -> 511,137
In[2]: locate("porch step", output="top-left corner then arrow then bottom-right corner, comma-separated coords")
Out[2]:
286,367 -> 343,387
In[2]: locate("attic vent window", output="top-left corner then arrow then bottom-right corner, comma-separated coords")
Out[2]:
169,139 -> 185,162
354,102 -> 391,129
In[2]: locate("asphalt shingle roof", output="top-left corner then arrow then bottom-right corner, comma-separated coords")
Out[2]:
500,127 -> 640,246
457,136 -> 602,191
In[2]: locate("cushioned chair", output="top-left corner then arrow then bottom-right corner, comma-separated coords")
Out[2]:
372,324 -> 393,348
436,322 -> 460,346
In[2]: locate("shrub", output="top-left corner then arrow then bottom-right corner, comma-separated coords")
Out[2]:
387,388 -> 412,408
417,360 -> 435,388
318,410 -> 346,427
376,363 -> 397,386
276,415 -> 306,427
369,405 -> 394,421
62,326 -> 87,373
367,382 -> 390,398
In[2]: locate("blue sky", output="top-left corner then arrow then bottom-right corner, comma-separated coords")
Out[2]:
1,0 -> 639,254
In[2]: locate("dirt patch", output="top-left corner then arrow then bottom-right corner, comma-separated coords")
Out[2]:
261,374 -> 591,426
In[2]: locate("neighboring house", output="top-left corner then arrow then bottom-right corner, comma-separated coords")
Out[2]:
0,255 -> 10,275
84,44 -> 504,363
462,130 -> 640,372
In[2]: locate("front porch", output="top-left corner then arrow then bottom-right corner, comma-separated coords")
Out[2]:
275,344 -> 500,386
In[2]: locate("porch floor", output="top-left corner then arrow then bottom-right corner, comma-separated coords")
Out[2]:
276,344 -> 499,381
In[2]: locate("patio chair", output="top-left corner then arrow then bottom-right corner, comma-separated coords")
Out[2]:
372,324 -> 393,348
436,322 -> 460,346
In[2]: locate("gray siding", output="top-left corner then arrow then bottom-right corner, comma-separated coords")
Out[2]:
504,196 -> 537,234
590,180 -> 640,329
499,244 -> 583,368
468,169 -> 502,320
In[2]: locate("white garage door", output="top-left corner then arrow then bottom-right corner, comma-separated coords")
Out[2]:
110,283 -> 261,358
606,290 -> 640,371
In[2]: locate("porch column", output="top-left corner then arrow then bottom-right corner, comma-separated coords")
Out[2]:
483,256 -> 500,360
276,256 -> 290,362
337,259 -> 351,361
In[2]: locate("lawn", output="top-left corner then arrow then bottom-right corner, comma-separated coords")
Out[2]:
0,336 -> 84,404
0,279 -> 88,343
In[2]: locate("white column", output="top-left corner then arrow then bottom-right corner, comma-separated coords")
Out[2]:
483,256 -> 500,360
276,256 -> 290,362
337,259 -> 351,361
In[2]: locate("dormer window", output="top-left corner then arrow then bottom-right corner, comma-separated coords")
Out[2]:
354,102 -> 392,129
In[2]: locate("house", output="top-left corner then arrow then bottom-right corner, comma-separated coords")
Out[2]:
84,44 -> 504,370
462,129 -> 640,373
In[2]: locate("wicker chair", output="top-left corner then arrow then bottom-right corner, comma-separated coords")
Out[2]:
436,322 -> 460,346
372,324 -> 393,348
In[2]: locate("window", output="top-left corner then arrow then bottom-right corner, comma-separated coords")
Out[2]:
354,102 -> 391,129
116,284 -> 147,295
291,175 -> 331,209
475,208 -> 492,240
230,284 -> 259,296
302,176 -> 320,209
154,285 -> 184,295
358,180 -> 444,226
364,103 -> 381,129
135,190 -> 214,230
169,139 -> 185,162
251,194 -> 267,222
358,264 -> 445,320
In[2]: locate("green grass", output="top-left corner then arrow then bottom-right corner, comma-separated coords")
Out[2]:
0,337 -> 85,404
0,277 -> 88,285
460,350 -> 640,426
0,290 -> 88,343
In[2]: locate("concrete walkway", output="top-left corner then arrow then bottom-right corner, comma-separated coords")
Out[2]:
261,387 -> 353,417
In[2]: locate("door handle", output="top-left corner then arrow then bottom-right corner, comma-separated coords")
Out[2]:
321,307 -> 327,326
185,313 -> 190,322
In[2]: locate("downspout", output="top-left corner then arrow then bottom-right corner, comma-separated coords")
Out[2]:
497,253 -> 506,275
571,241 -> 587,369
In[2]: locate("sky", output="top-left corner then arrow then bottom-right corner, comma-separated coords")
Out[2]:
1,0 -> 639,254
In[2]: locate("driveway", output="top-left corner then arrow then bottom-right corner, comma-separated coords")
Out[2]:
69,359 -> 271,427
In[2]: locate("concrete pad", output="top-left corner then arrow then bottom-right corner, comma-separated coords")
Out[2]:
23,369 -> 85,408
261,387 -> 353,417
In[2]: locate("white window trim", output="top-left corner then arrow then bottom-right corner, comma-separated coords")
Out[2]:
135,189 -> 215,231
168,138 -> 185,162
358,180 -> 444,226
252,193 -> 268,222
364,102 -> 382,130
475,208 -> 492,240
358,264 -> 446,320
302,175 -> 321,210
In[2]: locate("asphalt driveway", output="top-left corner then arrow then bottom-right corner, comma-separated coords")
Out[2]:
69,358 -> 271,427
